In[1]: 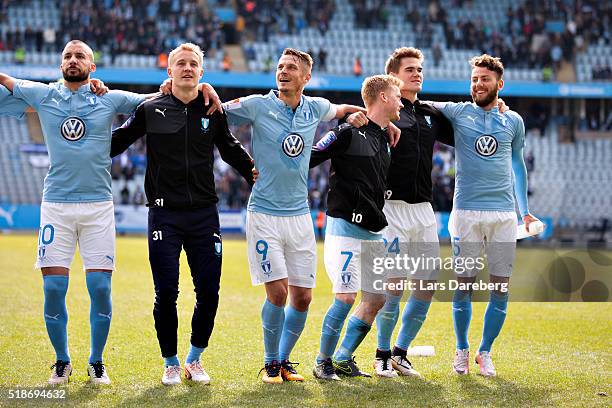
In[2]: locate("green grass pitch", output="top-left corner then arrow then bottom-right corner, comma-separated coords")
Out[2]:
0,234 -> 610,407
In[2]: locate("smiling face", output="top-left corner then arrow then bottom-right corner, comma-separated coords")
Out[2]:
168,49 -> 204,89
276,54 -> 311,95
471,66 -> 503,107
60,42 -> 95,83
394,57 -> 423,94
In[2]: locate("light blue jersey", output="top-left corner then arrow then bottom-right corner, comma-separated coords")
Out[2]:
224,90 -> 335,216
0,85 -> 28,118
436,102 -> 529,215
12,80 -> 144,203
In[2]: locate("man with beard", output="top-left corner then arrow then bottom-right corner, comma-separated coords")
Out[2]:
0,40 -> 218,385
433,54 -> 540,377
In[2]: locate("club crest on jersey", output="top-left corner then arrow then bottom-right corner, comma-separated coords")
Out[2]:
282,133 -> 304,157
201,117 -> 210,132
424,115 -> 432,127
303,109 -> 312,122
341,271 -> 351,285
60,117 -> 86,141
261,260 -> 272,276
475,135 -> 498,157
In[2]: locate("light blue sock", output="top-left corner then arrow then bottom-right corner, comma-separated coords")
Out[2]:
334,316 -> 371,361
164,355 -> 180,367
375,293 -> 402,351
453,289 -> 472,350
42,275 -> 70,362
261,299 -> 284,363
279,305 -> 308,361
317,299 -> 352,363
86,271 -> 112,364
185,344 -> 205,365
479,292 -> 509,352
395,296 -> 432,351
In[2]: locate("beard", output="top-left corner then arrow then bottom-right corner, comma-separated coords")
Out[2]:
62,68 -> 88,83
472,87 -> 498,107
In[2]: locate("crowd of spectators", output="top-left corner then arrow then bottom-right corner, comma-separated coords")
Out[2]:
0,0 -> 225,63
592,65 -> 612,80
238,0 -> 609,78
235,0 -> 335,42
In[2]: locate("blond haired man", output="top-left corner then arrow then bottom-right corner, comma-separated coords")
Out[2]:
309,75 -> 404,379
111,42 -> 256,385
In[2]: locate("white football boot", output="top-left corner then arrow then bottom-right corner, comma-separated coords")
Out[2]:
49,361 -> 72,385
390,355 -> 422,377
184,360 -> 210,384
475,351 -> 496,377
162,365 -> 182,386
88,361 -> 111,385
453,349 -> 470,375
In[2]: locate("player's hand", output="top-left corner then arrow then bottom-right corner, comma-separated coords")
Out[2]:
522,213 -> 540,231
346,111 -> 368,128
200,83 -> 223,115
251,160 -> 259,183
90,79 -> 108,96
498,98 -> 509,113
159,78 -> 172,95
386,122 -> 401,147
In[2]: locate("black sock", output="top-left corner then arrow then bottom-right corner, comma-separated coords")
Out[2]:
376,348 -> 392,359
392,345 -> 407,357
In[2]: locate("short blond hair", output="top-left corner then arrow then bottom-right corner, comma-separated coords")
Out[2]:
470,54 -> 504,78
361,75 -> 403,107
385,47 -> 424,74
168,42 -> 204,67
281,48 -> 313,72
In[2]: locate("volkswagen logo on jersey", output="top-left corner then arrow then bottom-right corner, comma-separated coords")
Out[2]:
60,117 -> 86,141
475,135 -> 498,157
282,133 -> 304,157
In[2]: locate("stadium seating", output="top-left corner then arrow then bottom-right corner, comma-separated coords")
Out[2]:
246,0 -> 544,80
0,116 -> 43,204
527,126 -> 612,229
576,43 -> 612,82
0,0 -> 224,70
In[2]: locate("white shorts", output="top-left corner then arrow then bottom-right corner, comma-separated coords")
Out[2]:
246,211 -> 316,288
324,233 -> 386,294
36,201 -> 115,270
448,209 -> 517,278
383,201 -> 440,280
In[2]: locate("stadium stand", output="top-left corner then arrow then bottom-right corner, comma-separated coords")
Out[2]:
0,0 -> 226,70
0,114 -> 44,204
